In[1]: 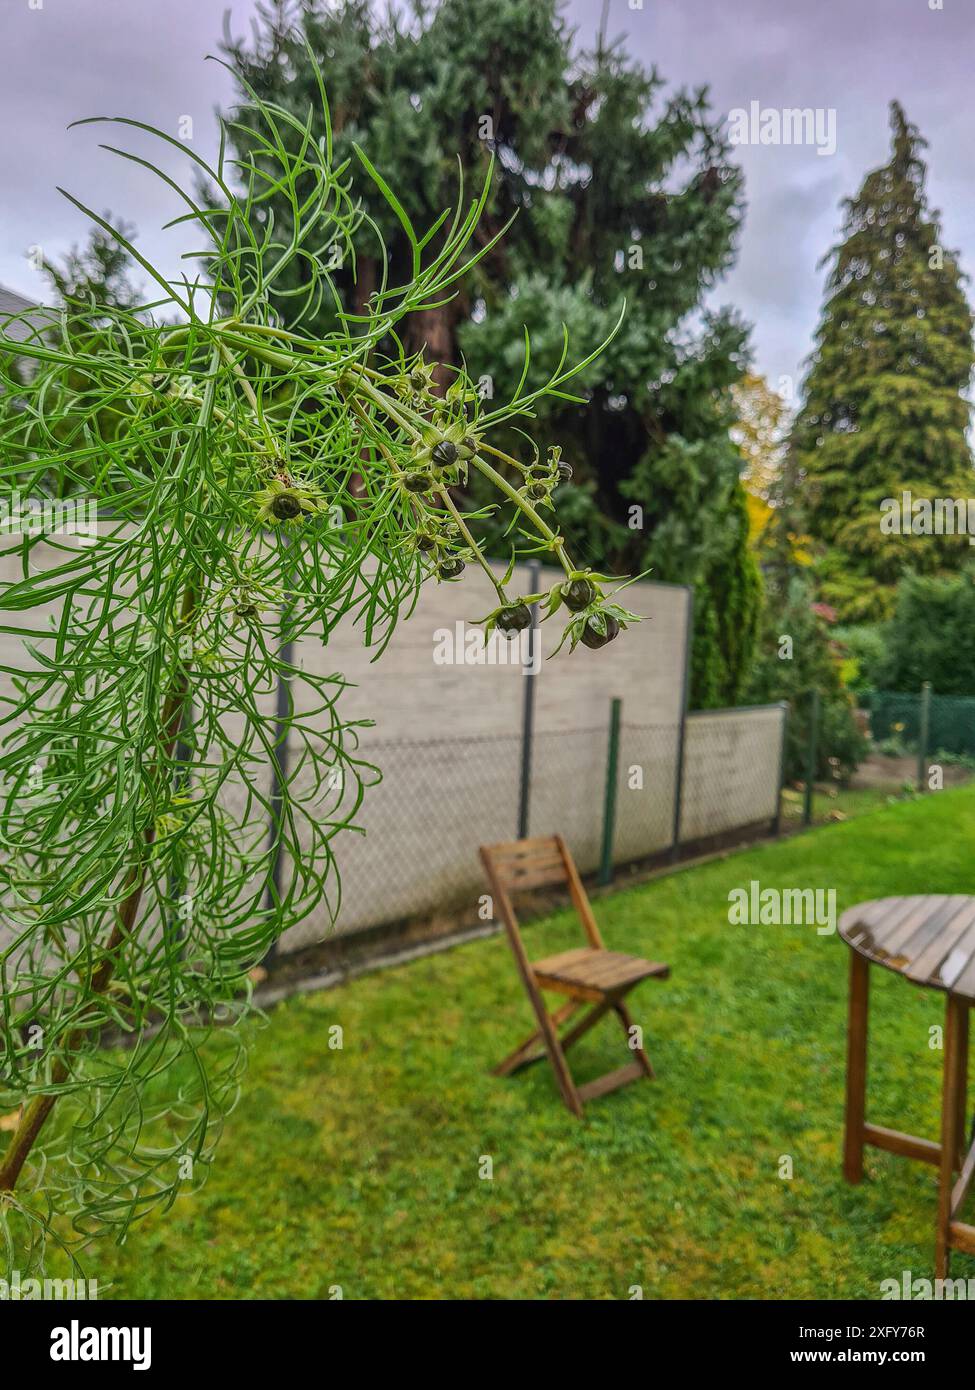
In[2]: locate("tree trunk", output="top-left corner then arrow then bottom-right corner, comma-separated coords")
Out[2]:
404,306 -> 457,392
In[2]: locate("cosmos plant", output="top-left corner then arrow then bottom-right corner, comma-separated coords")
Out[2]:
0,52 -> 636,1273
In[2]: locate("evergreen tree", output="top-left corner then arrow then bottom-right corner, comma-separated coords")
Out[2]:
793,102 -> 975,622
874,570 -> 975,695
5,221 -> 143,495
223,0 -> 759,704
42,218 -> 140,321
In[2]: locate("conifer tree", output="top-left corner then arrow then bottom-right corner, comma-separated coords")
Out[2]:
793,102 -> 974,621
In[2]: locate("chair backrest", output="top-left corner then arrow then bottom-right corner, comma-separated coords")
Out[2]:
480,836 -> 569,894
479,836 -> 605,964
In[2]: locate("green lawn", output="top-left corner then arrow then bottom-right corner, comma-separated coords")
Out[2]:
90,785 -> 975,1299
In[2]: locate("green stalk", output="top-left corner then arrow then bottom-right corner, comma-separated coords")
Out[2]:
342,372 -> 422,439
437,488 -> 507,600
470,453 -> 573,576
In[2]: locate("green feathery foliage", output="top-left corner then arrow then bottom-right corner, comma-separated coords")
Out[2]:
0,53 -> 629,1275
793,102 -> 975,622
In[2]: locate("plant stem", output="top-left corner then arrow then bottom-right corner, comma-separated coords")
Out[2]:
344,376 -> 574,582
0,583 -> 198,1195
343,373 -> 421,439
476,440 -> 530,475
436,489 -> 506,600
470,453 -> 574,576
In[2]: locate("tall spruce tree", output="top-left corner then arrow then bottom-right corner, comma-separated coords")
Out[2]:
224,0 -> 759,702
793,102 -> 975,622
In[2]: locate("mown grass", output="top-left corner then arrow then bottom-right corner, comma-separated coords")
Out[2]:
89,784 -> 975,1299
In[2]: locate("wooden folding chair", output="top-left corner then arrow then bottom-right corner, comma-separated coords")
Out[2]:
480,834 -> 670,1118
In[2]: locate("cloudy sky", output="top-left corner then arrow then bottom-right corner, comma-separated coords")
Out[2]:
1,0 -> 971,396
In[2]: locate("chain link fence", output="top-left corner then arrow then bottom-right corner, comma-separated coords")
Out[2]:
266,701 -> 787,958
770,686 -> 975,837
288,730 -> 524,944
862,687 -> 975,761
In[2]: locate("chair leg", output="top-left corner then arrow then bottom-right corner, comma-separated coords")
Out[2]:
539,1021 -> 584,1119
559,998 -> 614,1051
511,987 -> 584,1118
495,989 -> 657,1119
936,996 -> 966,1280
494,1001 -> 579,1077
844,950 -> 870,1184
613,998 -> 655,1079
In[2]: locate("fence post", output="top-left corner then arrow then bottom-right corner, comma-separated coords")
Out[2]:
917,680 -> 932,792
168,701 -> 193,944
516,559 -> 541,839
599,697 -> 623,887
772,699 -> 789,836
263,599 -> 295,967
803,688 -> 820,828
670,585 -> 693,864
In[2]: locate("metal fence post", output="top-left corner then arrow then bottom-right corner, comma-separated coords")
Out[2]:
599,697 -> 623,886
670,585 -> 693,864
917,680 -> 932,792
516,559 -> 541,839
803,688 -> 820,828
168,700 -> 193,944
263,600 -> 295,967
772,699 -> 789,836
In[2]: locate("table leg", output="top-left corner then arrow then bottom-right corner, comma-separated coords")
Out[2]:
936,996 -> 966,1280
844,949 -> 870,1184
953,1004 -> 970,1169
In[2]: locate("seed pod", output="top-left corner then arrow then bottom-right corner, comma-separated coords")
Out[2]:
497,603 -> 532,637
528,464 -> 549,480
462,436 -> 478,453
557,460 -> 573,483
438,558 -> 465,580
431,439 -> 458,470
562,578 -> 595,611
271,492 -> 302,521
527,483 -> 548,500
415,533 -> 436,552
404,473 -> 432,493
235,603 -> 257,618
580,615 -> 620,650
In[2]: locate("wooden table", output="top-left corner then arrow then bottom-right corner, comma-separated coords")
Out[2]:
840,895 -> 975,1277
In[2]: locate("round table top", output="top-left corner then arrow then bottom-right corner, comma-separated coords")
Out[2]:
838,895 -> 975,1003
